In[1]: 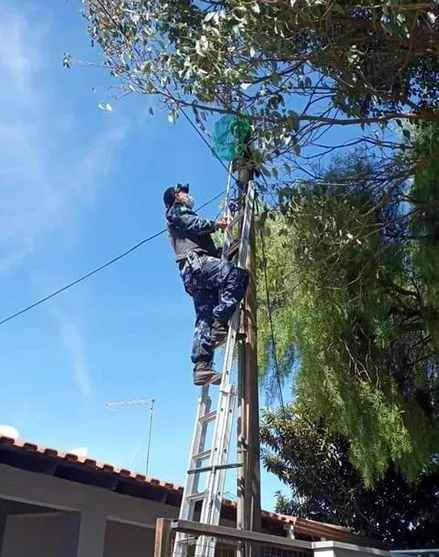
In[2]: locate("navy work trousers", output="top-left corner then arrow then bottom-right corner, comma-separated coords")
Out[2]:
180,253 -> 249,365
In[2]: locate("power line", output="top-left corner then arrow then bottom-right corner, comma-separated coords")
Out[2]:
183,92 -> 288,424
254,170 -> 291,458
181,89 -> 286,416
256,205 -> 292,458
0,92 -> 229,328
180,109 -> 232,176
184,94 -> 288,422
257,212 -> 288,420
0,190 -> 225,328
186,106 -> 291,445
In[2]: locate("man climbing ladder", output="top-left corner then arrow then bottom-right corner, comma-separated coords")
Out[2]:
164,183 -> 249,386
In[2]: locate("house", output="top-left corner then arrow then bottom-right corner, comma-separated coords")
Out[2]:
0,435 -> 387,557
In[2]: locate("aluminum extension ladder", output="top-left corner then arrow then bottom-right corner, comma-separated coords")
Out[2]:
172,180 -> 256,557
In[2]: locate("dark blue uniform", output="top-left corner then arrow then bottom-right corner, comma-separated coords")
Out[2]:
166,202 -> 248,368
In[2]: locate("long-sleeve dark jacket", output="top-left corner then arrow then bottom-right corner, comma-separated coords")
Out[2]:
166,202 -> 219,262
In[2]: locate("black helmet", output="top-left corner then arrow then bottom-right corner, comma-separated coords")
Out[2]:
163,183 -> 189,208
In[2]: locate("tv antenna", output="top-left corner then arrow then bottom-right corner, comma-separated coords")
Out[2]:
105,397 -> 155,475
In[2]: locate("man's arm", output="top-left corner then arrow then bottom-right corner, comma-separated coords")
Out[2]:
168,205 -> 217,235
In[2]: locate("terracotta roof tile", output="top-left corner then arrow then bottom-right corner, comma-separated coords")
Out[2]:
0,435 -> 180,490
0,435 -> 383,548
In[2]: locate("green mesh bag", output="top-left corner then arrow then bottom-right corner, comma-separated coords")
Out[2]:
212,115 -> 251,161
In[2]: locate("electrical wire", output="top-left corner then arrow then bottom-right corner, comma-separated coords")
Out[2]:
183,98 -> 291,442
182,82 -> 290,434
253,173 -> 293,460
180,109 -> 232,177
0,190 -> 225,327
1,0 -> 234,328
83,0 -> 289,466
257,205 -> 289,430
184,94 -> 291,438
18,0 -> 288,434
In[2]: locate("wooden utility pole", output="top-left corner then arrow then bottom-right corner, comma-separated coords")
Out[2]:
236,152 -> 261,539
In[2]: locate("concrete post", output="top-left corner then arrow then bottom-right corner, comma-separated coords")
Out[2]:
66,511 -> 107,557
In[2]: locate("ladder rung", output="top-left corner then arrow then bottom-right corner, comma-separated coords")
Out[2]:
192,449 -> 211,462
228,211 -> 244,229
186,490 -> 206,501
223,239 -> 240,259
189,462 -> 243,475
199,411 -> 217,424
173,183 -> 255,554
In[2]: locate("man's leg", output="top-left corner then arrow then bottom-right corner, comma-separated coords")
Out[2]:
198,256 -> 249,323
214,265 -> 249,322
191,288 -> 221,385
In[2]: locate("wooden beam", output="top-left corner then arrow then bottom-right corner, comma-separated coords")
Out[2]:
170,519 -> 312,551
154,518 -> 173,557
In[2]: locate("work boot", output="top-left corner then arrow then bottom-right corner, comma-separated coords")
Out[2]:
211,318 -> 229,349
193,362 -> 222,386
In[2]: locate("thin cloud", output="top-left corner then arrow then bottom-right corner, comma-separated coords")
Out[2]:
0,4 -> 128,276
28,271 -> 93,401
59,318 -> 92,399
0,3 -> 129,398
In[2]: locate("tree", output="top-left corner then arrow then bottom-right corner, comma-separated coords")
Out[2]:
80,0 -> 439,168
260,405 -> 439,548
256,146 -> 439,484
78,0 -> 439,486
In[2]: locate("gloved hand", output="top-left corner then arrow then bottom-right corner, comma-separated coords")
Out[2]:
216,217 -> 229,231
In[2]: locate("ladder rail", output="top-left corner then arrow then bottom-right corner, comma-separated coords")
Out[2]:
173,391 -> 212,557
195,182 -> 255,557
223,163 -> 234,220
172,181 -> 256,557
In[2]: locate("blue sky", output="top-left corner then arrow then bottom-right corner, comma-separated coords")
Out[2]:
0,0 -> 294,511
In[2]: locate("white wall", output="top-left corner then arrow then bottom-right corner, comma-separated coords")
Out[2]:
313,540 -> 391,557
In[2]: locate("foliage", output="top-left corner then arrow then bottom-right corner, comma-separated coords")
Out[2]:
410,122 -> 439,332
260,405 -> 439,548
79,0 -> 439,491
81,0 -> 439,166
256,148 -> 439,485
